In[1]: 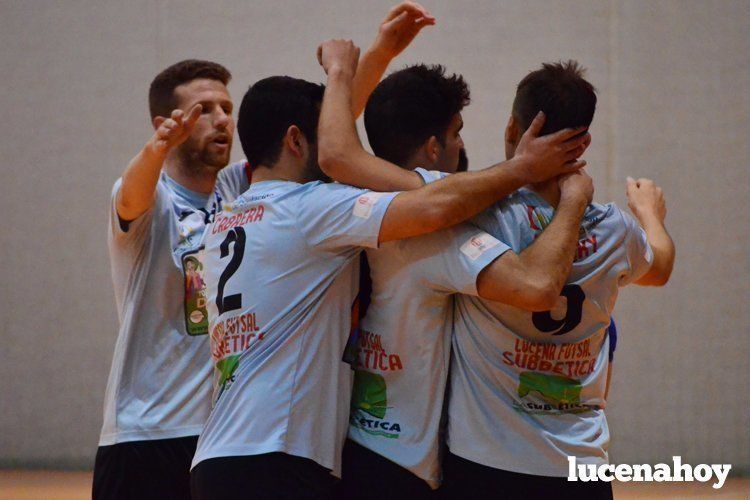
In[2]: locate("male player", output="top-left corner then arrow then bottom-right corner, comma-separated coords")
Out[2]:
189,41 -> 590,498
441,61 -> 675,498
328,64 -> 594,498
96,59 -> 234,500
97,4 -> 439,498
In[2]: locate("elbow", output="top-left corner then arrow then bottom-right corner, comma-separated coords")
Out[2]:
318,140 -> 359,180
524,277 -> 561,311
648,271 -> 672,287
317,144 -> 346,176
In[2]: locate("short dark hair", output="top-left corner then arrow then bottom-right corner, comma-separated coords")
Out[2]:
237,76 -> 325,168
364,64 -> 470,165
148,59 -> 231,119
512,60 -> 597,135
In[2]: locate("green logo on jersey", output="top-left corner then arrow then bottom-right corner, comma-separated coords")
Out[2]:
518,371 -> 582,406
351,370 -> 388,419
216,355 -> 240,388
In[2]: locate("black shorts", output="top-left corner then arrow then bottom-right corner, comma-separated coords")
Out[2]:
190,452 -> 336,500
440,450 -> 613,500
335,439 -> 435,500
92,435 -> 198,500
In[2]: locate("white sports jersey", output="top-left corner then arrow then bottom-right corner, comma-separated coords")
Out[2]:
191,180 -> 397,477
101,172 -> 214,445
448,187 -> 653,476
348,213 -> 510,488
210,160 -> 251,211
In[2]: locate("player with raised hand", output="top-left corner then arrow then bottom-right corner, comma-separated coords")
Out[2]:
350,1 -> 435,118
116,103 -> 204,221
441,61 -> 675,499
626,177 -> 674,285
95,60 -> 234,500
321,61 -> 597,497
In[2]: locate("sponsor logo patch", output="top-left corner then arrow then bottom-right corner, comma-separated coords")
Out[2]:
460,232 -> 500,260
353,192 -> 386,219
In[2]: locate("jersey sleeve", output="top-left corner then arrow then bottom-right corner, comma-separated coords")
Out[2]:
408,223 -> 511,296
109,177 -> 164,245
469,200 -> 528,254
296,183 -> 399,252
617,206 -> 654,286
414,167 -> 450,184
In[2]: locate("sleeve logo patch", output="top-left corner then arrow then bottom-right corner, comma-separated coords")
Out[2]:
353,192 -> 386,219
460,232 -> 500,260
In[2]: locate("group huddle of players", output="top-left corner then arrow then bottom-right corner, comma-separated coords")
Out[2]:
92,2 -> 675,499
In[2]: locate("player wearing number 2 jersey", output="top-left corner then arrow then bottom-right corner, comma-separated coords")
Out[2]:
441,61 -> 675,499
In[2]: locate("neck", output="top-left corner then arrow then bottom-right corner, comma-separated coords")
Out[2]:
250,159 -> 306,184
403,153 -> 430,172
163,155 -> 218,194
529,178 -> 561,208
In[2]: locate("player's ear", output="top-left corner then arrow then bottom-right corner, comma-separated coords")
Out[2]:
505,115 -> 521,159
286,125 -> 305,158
425,136 -> 441,165
152,116 -> 165,130
505,115 -> 519,143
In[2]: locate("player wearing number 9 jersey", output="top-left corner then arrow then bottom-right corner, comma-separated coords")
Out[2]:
439,61 -> 675,498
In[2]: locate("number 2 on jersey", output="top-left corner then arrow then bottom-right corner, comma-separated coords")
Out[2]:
532,284 -> 585,336
216,227 -> 245,315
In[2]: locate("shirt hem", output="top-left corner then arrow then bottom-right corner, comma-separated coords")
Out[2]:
191,443 -> 337,477
98,425 -> 205,447
448,443 -> 607,478
347,432 -> 440,489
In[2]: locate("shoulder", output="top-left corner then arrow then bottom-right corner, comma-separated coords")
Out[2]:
296,181 -> 370,204
217,160 -> 250,183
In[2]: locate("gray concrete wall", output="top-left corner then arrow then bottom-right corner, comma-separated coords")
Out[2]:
1,0 -> 748,470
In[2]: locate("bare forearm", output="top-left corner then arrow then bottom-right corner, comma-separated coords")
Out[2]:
319,68 -> 423,191
418,157 -> 533,229
318,68 -> 360,163
637,215 -> 675,286
116,141 -> 166,221
351,47 -> 390,119
518,194 -> 588,293
378,157 -> 533,242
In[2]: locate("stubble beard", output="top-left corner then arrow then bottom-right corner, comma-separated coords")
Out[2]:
456,148 -> 469,172
301,146 -> 331,183
176,138 -> 231,178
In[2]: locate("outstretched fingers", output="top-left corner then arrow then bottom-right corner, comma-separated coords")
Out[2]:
184,103 -> 202,129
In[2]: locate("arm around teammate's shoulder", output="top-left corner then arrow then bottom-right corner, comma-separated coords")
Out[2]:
475,170 -> 593,310
626,177 -> 675,286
